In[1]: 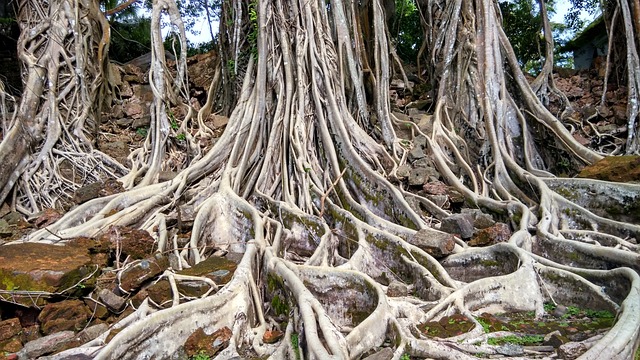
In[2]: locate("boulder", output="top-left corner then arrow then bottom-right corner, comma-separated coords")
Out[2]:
184,327 -> 232,358
118,254 -> 170,292
0,318 -> 22,353
468,223 -> 512,246
440,213 -> 474,239
0,241 -> 106,306
386,281 -> 409,297
38,300 -> 91,335
99,226 -> 155,260
578,155 -> 640,182
16,331 -> 79,359
362,348 -> 394,360
407,229 -> 456,258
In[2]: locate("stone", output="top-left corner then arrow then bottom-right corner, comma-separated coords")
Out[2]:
20,325 -> 40,343
496,343 -> 524,356
16,331 -> 79,359
211,114 -> 229,128
0,219 -> 12,238
386,281 -> 408,297
38,300 -> 91,335
468,222 -> 512,246
183,327 -> 232,358
578,155 -> 640,183
118,254 -> 170,292
31,208 -> 64,229
73,179 -> 124,205
408,167 -> 437,186
131,115 -> 151,129
0,318 -> 22,342
423,181 -> 448,195
415,114 -> 434,134
0,337 -> 22,353
440,213 -> 475,239
99,226 -> 155,260
408,146 -> 425,161
407,229 -> 456,258
99,141 -> 129,165
77,323 -> 108,344
262,330 -> 284,344
98,288 -> 126,312
544,330 -> 568,348
0,242 -> 103,306
558,341 -> 587,359
362,348 -> 394,360
123,101 -> 145,119
395,165 -> 410,180
460,208 -> 495,229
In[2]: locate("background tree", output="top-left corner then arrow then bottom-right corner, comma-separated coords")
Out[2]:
1,0 -> 640,359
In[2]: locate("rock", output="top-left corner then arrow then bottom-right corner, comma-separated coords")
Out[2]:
544,330 -> 568,348
386,281 -> 408,297
415,114 -> 433,134
123,101 -> 145,119
362,348 -> 394,360
31,208 -> 64,229
423,181 -> 448,195
73,179 -> 124,205
262,330 -> 284,344
409,167 -> 439,186
461,208 -> 495,229
551,304 -> 568,317
118,254 -> 170,292
496,343 -> 523,356
440,213 -> 474,239
99,226 -> 155,260
578,155 -> 640,182
183,327 -> 232,358
558,341 -> 587,359
0,242 -> 103,306
131,115 -> 151,129
99,141 -> 129,165
396,165 -> 411,179
0,219 -> 13,238
407,229 -> 455,258
468,222 -> 511,246
16,331 -> 79,359
211,114 -> 229,128
146,256 -> 237,305
0,318 -> 21,340
426,194 -> 448,208
407,107 -> 424,117
77,323 -> 108,344
20,325 -> 40,343
408,146 -> 425,161
38,300 -> 91,335
98,288 -> 126,312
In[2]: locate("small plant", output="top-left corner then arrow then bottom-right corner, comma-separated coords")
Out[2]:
291,333 -> 301,360
543,303 -> 556,312
400,354 -> 411,360
176,133 -> 186,141
136,127 -> 148,137
190,351 -> 211,360
475,317 -> 491,333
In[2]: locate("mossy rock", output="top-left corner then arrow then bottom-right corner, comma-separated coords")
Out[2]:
578,155 -> 640,182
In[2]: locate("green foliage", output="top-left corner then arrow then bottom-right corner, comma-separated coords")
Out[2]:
400,354 -> 411,360
476,317 -> 491,333
391,0 -> 422,63
108,17 -> 152,63
190,351 -> 211,360
499,0 -> 542,69
248,0 -> 259,58
136,127 -> 148,137
177,133 -> 187,141
487,334 -> 544,346
291,333 -> 301,360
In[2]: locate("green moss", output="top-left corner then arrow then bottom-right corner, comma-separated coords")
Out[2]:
487,334 -> 544,346
0,269 -> 53,293
271,295 -> 289,316
555,187 -> 579,201
291,333 -> 301,360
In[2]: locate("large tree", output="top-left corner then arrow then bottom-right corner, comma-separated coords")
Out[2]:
2,0 -> 640,359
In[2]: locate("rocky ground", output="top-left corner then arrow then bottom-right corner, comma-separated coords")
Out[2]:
0,53 -> 639,360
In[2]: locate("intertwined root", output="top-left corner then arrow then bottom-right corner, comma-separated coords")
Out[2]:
13,0 -> 640,359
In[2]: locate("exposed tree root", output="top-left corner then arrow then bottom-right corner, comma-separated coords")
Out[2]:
6,0 -> 640,359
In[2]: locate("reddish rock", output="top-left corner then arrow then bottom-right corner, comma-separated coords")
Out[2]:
0,242 -> 103,306
468,223 -> 512,246
407,229 -> 455,258
578,155 -> 640,183
118,254 -> 169,292
31,208 -> 64,228
422,181 -> 448,195
38,299 -> 91,335
0,337 -> 21,353
73,179 -> 124,204
184,327 -> 232,358
99,226 -> 156,260
262,330 -> 284,344
0,318 -> 21,341
20,324 -> 40,343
